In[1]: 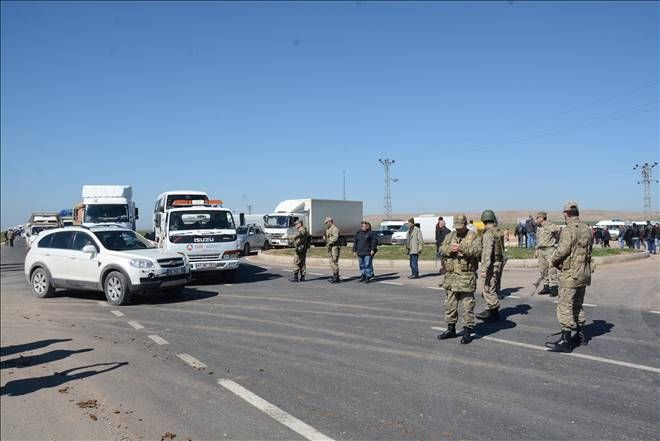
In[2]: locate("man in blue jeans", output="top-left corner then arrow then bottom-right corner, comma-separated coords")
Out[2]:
353,221 -> 378,283
405,218 -> 424,279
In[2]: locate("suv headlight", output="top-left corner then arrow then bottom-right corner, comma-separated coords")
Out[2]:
130,259 -> 155,268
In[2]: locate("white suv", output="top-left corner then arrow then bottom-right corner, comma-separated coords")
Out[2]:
24,226 -> 190,305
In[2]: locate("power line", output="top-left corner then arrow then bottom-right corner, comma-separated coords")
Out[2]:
378,159 -> 398,220
634,162 -> 659,218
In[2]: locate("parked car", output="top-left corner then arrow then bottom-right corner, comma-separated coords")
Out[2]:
237,224 -> 269,255
375,229 -> 394,245
24,226 -> 190,306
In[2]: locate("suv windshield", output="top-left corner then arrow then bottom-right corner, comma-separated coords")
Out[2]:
264,215 -> 291,228
85,204 -> 129,223
93,230 -> 155,250
169,210 -> 235,232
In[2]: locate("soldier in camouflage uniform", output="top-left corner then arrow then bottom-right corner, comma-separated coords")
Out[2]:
323,217 -> 341,283
289,219 -> 309,282
437,214 -> 482,344
545,201 -> 594,353
476,210 -> 504,322
535,211 -> 561,296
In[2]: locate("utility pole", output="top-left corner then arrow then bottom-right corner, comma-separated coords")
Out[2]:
633,162 -> 658,218
378,159 -> 398,220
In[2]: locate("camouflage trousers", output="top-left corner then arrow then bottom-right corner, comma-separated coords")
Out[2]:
557,286 -> 587,331
482,263 -> 502,309
445,289 -> 476,328
327,246 -> 340,275
293,252 -> 306,276
538,247 -> 558,287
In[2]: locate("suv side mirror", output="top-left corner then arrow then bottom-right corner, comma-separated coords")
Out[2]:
82,245 -> 97,255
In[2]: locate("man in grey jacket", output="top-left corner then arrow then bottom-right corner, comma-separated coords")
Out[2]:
405,218 -> 424,279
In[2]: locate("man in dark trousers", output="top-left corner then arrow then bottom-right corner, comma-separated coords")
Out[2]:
435,217 -> 451,273
353,221 -> 378,283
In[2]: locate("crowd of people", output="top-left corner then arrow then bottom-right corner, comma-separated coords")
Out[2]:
616,221 -> 659,254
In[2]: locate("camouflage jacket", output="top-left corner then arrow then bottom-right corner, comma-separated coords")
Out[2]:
551,218 -> 593,288
480,227 -> 504,270
441,229 -> 482,292
536,221 -> 560,249
292,226 -> 309,253
324,224 -> 340,248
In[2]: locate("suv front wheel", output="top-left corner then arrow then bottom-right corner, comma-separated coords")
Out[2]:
104,271 -> 132,306
31,268 -> 55,298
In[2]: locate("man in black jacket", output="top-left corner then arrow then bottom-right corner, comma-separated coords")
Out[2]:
435,217 -> 450,273
353,221 -> 378,283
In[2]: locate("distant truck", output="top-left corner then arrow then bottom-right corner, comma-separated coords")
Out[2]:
74,185 -> 138,230
378,220 -> 405,232
153,191 -> 240,279
26,212 -> 63,247
392,215 -> 454,245
59,209 -> 74,227
263,199 -> 363,247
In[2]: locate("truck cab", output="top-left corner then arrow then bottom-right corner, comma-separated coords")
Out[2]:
77,185 -> 139,230
153,190 -> 210,238
156,198 -> 240,278
263,212 -> 308,247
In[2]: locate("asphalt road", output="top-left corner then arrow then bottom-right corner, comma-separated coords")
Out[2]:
2,240 -> 659,440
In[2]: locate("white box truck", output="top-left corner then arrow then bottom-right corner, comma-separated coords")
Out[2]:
264,199 -> 363,247
75,185 -> 139,230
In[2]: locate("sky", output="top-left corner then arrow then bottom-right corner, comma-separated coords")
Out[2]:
1,1 -> 658,229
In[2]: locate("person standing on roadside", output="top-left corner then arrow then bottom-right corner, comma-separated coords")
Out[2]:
353,221 -> 378,283
435,217 -> 451,273
405,218 -> 424,279
515,223 -> 526,248
7,229 -> 15,247
631,223 -> 641,249
618,224 -> 627,249
437,214 -> 482,344
3,230 -> 8,247
535,211 -> 561,297
654,223 -> 660,254
545,201 -> 593,353
526,214 -> 537,248
602,227 -> 611,248
644,221 -> 655,254
323,217 -> 341,283
289,220 -> 310,283
476,210 -> 504,322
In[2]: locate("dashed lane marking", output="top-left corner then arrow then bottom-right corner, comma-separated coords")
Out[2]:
648,311 -> 660,314
97,300 -> 109,306
430,327 -> 660,374
177,353 -> 207,369
553,300 -> 597,307
127,321 -> 145,330
309,272 -> 324,276
218,379 -> 335,441
426,287 -> 443,290
507,295 -> 521,299
110,310 -> 125,317
148,335 -> 169,345
379,281 -> 404,286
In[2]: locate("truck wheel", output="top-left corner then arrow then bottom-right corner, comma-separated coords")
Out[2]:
104,271 -> 132,306
243,243 -> 251,256
262,241 -> 270,251
31,268 -> 55,298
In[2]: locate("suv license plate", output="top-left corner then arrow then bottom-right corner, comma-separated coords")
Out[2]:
166,267 -> 186,276
194,263 -> 218,270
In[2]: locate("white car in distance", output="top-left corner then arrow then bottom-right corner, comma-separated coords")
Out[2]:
24,226 -> 190,305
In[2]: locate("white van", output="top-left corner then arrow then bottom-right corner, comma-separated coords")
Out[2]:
391,215 -> 454,245
379,220 -> 405,232
594,220 -> 626,240
153,191 -> 209,238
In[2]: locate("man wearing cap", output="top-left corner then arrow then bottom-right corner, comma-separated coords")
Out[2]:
437,214 -> 482,344
476,210 -> 504,322
289,219 -> 310,282
435,217 -> 451,273
534,211 -> 561,296
323,217 -> 341,283
405,218 -> 424,279
545,201 -> 594,353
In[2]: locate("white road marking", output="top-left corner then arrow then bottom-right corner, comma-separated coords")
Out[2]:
283,269 -> 293,272
649,311 -> 660,314
224,283 -> 233,287
148,335 -> 169,345
507,295 -> 521,299
177,353 -> 207,369
127,320 -> 144,330
552,301 -> 597,307
97,300 -> 109,306
426,286 -> 443,290
218,379 -> 335,441
379,281 -> 404,286
309,272 -> 324,276
110,310 -> 125,317
430,327 -> 660,374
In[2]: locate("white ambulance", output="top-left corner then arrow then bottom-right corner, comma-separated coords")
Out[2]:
155,196 -> 240,280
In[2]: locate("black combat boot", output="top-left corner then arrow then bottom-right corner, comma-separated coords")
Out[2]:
545,330 -> 573,353
365,276 -> 372,284
476,308 -> 499,322
538,284 -> 551,295
572,325 -> 588,346
437,324 -> 457,340
299,274 -> 305,282
329,273 -> 340,284
460,327 -> 474,344
359,275 -> 366,282
549,286 -> 559,297
289,273 -> 299,283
